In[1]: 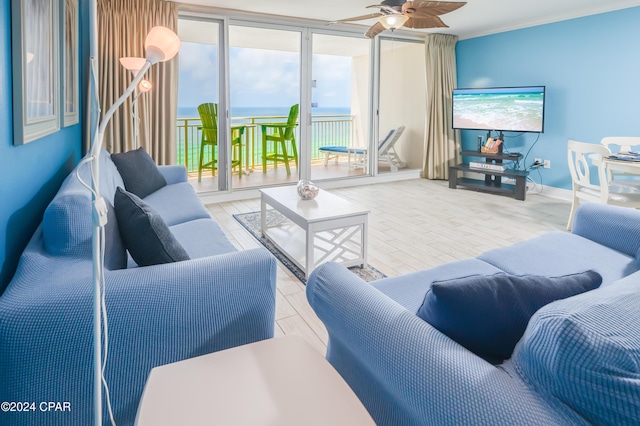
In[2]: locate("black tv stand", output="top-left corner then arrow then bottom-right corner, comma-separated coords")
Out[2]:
449,151 -> 529,201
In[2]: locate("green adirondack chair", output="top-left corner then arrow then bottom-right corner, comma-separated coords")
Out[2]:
261,104 -> 299,175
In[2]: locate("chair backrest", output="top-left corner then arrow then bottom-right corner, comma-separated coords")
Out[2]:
601,136 -> 640,153
379,126 -> 405,153
567,139 -> 611,202
284,104 -> 299,139
198,103 -> 218,143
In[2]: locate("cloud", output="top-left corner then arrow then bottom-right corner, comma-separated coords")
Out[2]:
178,44 -> 354,109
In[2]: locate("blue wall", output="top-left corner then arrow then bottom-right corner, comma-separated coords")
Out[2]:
0,0 -> 88,293
456,6 -> 640,190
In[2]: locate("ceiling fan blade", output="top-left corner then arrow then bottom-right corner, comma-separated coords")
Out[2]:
365,22 -> 387,38
407,1 -> 466,17
366,4 -> 401,14
404,15 -> 449,29
328,12 -> 383,25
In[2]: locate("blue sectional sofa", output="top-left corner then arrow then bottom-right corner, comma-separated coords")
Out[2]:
307,203 -> 640,425
0,152 -> 277,426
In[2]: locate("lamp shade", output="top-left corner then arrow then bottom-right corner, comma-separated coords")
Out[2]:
379,14 -> 409,30
144,26 -> 181,64
119,57 -> 147,76
138,79 -> 152,93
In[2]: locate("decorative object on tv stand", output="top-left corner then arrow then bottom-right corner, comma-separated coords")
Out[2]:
297,179 -> 319,200
85,26 -> 180,426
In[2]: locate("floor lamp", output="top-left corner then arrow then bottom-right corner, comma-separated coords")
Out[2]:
89,26 -> 180,426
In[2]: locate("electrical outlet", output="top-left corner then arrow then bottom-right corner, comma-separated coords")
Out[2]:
534,158 -> 542,166
543,159 -> 551,169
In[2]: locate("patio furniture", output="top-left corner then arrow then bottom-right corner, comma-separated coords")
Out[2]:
197,103 -> 245,181
318,146 -> 367,169
379,126 -> 406,172
318,126 -> 406,172
197,102 -> 218,182
261,104 -> 299,175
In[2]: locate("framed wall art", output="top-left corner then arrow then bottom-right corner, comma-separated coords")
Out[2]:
11,0 -> 60,145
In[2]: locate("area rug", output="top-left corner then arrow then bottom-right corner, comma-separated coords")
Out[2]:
233,211 -> 387,284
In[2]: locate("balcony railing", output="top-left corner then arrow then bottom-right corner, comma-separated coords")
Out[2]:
176,114 -> 355,173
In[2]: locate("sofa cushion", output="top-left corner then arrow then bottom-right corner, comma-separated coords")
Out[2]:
142,182 -> 211,226
111,147 -> 167,198
416,271 -> 602,363
114,187 -> 189,266
42,152 -> 126,269
478,231 -> 637,286
169,219 -> 237,259
513,275 -> 640,425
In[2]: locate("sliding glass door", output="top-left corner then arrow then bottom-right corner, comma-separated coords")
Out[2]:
378,38 -> 426,173
228,25 -> 301,190
310,33 -> 371,182
176,17 -> 225,193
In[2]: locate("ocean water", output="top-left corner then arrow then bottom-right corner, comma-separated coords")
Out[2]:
453,92 -> 544,132
178,105 -> 351,119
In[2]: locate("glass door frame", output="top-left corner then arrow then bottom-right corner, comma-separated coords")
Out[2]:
227,20 -> 306,187
178,11 -> 231,192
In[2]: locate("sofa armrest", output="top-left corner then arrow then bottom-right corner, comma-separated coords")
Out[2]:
573,203 -> 640,258
307,262 -> 578,425
157,165 -> 188,184
0,248 -> 276,426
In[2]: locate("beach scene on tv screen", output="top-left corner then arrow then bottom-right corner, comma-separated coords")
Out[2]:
453,87 -> 544,132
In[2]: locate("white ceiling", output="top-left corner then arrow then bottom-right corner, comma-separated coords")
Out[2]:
174,0 -> 640,40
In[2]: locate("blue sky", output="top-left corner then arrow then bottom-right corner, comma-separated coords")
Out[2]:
177,42 -> 352,109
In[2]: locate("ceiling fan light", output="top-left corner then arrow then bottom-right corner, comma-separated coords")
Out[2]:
379,14 -> 409,30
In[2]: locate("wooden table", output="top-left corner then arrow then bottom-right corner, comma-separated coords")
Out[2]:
259,186 -> 369,279
135,336 -> 375,425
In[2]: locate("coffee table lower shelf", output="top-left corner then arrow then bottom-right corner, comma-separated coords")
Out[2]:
262,213 -> 367,279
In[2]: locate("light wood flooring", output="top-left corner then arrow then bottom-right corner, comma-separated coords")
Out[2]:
204,179 -> 572,355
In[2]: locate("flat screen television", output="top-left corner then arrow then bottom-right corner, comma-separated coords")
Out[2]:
452,86 -> 545,133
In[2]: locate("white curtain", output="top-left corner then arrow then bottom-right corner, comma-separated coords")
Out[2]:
25,0 -> 55,120
97,0 -> 178,165
423,34 -> 460,180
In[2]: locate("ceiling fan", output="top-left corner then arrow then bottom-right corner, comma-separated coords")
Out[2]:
328,0 -> 467,38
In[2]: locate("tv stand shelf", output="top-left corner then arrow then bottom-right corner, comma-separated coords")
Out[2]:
449,151 -> 529,201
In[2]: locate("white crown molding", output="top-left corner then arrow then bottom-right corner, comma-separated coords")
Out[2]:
457,2 -> 640,40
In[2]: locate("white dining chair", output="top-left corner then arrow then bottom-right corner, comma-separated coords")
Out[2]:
567,139 -> 640,230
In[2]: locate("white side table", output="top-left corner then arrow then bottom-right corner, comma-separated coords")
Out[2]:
135,335 -> 374,425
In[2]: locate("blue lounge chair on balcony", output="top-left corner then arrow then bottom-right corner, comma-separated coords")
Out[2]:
319,125 -> 406,171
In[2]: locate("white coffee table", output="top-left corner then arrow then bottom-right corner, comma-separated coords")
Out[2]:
135,335 -> 375,425
259,186 -> 369,279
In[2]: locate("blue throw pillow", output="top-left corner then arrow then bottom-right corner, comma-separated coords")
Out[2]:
416,271 -> 602,363
110,147 -> 167,198
114,187 -> 189,266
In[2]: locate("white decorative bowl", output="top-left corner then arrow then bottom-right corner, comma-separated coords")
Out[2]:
297,179 -> 319,200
